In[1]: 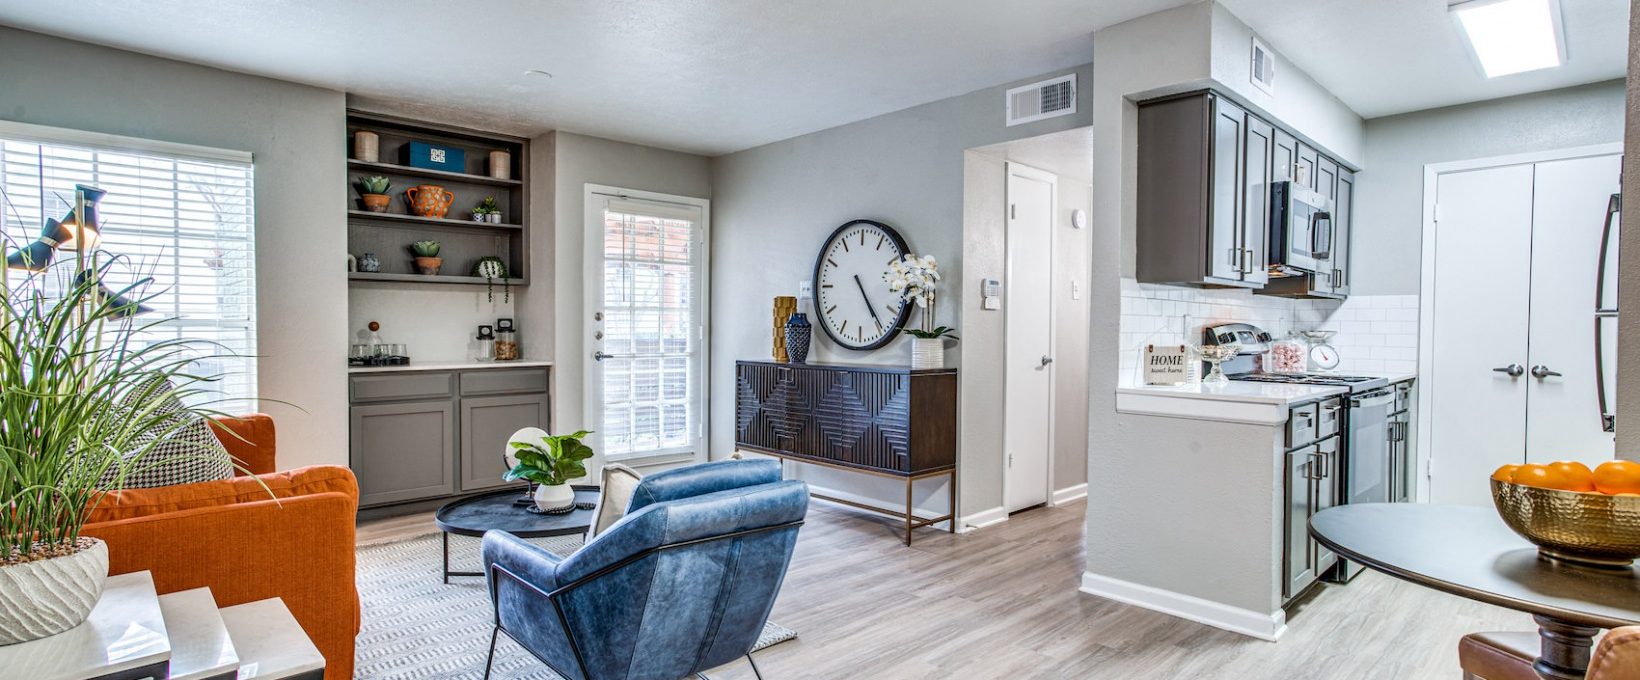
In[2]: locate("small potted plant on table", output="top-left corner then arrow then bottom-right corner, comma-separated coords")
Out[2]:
409,240 -> 442,275
504,431 -> 595,513
885,254 -> 957,369
354,176 -> 392,212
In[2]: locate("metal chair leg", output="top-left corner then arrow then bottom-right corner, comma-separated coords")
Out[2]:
746,652 -> 765,680
484,626 -> 500,680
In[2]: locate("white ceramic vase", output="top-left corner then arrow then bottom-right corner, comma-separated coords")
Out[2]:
0,538 -> 109,645
911,337 -> 944,370
533,483 -> 575,512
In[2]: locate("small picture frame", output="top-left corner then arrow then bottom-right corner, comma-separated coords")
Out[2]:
1144,344 -> 1190,386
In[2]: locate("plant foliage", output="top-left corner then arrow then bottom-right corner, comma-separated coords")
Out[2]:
354,176 -> 391,195
504,430 -> 594,487
408,240 -> 441,257
901,325 -> 959,341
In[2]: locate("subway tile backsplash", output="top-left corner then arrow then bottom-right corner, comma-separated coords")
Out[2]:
1118,278 -> 1418,380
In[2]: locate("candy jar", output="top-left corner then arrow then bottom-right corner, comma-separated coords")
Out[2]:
1267,332 -> 1307,374
495,318 -> 520,361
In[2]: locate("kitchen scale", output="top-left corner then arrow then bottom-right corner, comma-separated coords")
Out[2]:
1299,330 -> 1341,372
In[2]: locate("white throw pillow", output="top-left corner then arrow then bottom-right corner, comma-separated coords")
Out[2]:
587,463 -> 643,541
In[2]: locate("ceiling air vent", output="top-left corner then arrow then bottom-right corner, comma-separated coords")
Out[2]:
1250,37 -> 1276,95
1005,74 -> 1077,127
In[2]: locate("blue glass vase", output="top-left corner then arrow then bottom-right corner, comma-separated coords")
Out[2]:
784,313 -> 812,364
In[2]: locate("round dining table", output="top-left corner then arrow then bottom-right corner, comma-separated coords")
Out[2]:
1310,503 -> 1640,680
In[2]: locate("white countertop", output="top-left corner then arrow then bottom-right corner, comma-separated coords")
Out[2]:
1117,380 -> 1348,405
348,359 -> 554,374
1115,380 -> 1346,426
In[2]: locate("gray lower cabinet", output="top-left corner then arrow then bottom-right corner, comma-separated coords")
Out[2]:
350,366 -> 550,508
1283,429 -> 1340,601
350,401 -> 457,507
460,394 -> 549,492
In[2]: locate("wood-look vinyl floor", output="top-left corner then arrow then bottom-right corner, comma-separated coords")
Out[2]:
357,499 -> 1523,679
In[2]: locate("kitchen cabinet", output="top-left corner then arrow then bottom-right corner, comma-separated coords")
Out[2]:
1261,161 -> 1354,299
1283,402 -> 1340,602
1273,129 -> 1299,183
1296,143 -> 1319,189
349,365 -> 551,508
1136,91 -> 1270,287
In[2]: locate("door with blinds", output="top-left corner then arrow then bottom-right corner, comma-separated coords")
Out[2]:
585,187 -> 709,465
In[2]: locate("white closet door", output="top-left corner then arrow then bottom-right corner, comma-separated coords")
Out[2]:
1429,164 -> 1535,506
1525,154 -> 1621,466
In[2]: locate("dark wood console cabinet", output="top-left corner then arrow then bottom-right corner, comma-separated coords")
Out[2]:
734,360 -> 957,544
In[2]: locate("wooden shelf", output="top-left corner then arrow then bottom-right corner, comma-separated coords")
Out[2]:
349,272 -> 526,286
347,159 -> 522,187
347,210 -> 522,230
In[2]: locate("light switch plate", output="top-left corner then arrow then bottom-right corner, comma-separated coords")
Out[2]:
797,281 -> 812,299
1071,280 -> 1082,300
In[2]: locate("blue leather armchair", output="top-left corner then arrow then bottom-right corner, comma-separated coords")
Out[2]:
482,459 -> 808,680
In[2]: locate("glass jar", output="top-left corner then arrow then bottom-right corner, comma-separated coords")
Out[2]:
475,325 -> 495,362
495,318 -> 520,361
1267,332 -> 1307,374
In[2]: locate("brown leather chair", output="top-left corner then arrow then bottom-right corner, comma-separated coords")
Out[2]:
1459,626 -> 1640,679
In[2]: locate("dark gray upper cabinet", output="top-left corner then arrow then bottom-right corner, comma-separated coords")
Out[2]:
1273,129 -> 1299,184
1296,143 -> 1319,190
1332,169 -> 1354,296
1137,92 -> 1269,288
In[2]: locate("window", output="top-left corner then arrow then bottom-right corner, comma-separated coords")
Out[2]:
0,122 -> 257,408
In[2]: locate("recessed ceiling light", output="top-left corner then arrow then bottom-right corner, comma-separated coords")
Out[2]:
1449,0 -> 1565,78
523,69 -> 554,79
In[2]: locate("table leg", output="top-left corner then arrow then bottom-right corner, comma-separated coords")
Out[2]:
442,532 -> 451,585
904,476 -> 914,547
1531,614 -> 1600,680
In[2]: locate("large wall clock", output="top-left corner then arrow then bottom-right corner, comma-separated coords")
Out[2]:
812,219 -> 913,351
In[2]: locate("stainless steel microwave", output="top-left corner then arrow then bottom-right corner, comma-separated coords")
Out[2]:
1269,181 -> 1333,275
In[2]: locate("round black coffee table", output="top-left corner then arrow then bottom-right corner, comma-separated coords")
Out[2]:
1311,503 -> 1640,680
433,485 -> 599,583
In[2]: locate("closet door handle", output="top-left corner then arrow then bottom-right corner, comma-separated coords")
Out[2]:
1530,365 -> 1562,380
1493,364 -> 1524,378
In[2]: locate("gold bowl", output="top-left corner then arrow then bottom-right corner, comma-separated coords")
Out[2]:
1491,478 -> 1640,567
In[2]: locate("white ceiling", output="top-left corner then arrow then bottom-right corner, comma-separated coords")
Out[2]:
0,1 -> 1628,155
1220,0 -> 1630,119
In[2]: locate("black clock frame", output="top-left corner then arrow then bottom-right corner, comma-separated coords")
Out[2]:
810,219 -> 914,351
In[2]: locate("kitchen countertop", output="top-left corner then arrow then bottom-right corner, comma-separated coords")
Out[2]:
1116,379 -> 1346,426
348,359 -> 554,374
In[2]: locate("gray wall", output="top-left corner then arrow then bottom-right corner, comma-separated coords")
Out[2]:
710,62 -> 1094,519
1617,0 -> 1640,458
1355,80 -> 1628,295
0,26 -> 350,469
533,131 -> 712,467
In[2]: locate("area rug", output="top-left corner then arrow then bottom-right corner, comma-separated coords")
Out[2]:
354,532 -> 798,679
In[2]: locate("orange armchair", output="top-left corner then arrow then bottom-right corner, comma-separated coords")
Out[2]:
82,414 -> 360,680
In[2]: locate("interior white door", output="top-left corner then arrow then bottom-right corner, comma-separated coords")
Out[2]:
1429,164 -> 1534,506
1525,154 -> 1622,466
586,189 -> 709,467
1004,163 -> 1055,512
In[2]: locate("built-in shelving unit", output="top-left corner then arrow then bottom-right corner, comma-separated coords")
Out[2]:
345,110 -> 530,285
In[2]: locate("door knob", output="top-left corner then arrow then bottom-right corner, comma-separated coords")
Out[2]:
593,351 -> 616,362
1530,365 -> 1563,379
1493,364 -> 1525,378
1040,355 -> 1054,367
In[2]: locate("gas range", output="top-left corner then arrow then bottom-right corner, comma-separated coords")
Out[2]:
1229,372 -> 1389,393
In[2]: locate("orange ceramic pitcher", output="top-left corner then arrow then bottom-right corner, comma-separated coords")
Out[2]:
404,184 -> 454,218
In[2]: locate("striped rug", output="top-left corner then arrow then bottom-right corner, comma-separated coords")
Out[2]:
354,532 -> 797,679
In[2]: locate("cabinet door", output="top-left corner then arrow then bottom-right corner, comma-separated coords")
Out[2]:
1241,115 -> 1274,286
1284,446 -> 1317,599
1208,96 -> 1248,283
351,401 -> 455,507
1311,437 -> 1340,575
1295,144 -> 1318,189
1332,169 -> 1354,296
1273,129 -> 1299,183
460,394 -> 549,492
1389,413 -> 1411,503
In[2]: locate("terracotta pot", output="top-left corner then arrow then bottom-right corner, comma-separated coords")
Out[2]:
404,185 -> 454,219
359,194 -> 390,212
414,256 -> 443,275
0,538 -> 108,645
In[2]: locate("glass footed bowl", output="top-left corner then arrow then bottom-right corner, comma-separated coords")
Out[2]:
1195,344 -> 1242,385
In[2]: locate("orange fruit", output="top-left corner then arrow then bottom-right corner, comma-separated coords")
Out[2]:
1511,464 -> 1552,488
1593,460 -> 1640,495
1546,461 -> 1596,492
1492,464 -> 1521,483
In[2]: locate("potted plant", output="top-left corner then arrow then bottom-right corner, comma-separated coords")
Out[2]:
409,240 -> 442,275
470,197 -> 502,224
885,253 -> 955,369
0,257 -> 241,644
503,430 -> 595,512
472,256 -> 510,303
354,176 -> 392,212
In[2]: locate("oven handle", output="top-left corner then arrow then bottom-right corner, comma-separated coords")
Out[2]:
1349,393 -> 1395,409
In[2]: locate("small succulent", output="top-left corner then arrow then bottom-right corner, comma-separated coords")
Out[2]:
409,240 -> 441,257
355,176 -> 391,195
473,256 -> 510,303
471,196 -> 501,216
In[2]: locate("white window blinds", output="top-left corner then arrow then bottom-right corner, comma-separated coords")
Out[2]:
0,127 -> 257,408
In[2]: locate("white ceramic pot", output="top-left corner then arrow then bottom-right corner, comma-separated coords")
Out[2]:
0,538 -> 109,645
911,337 -> 944,370
533,483 -> 576,512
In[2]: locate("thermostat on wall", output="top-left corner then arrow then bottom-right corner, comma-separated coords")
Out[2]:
982,279 -> 1002,311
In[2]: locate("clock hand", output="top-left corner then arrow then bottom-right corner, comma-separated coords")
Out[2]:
854,275 -> 882,324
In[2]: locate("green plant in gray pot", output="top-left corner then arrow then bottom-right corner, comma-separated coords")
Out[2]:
504,430 -> 594,512
409,240 -> 442,275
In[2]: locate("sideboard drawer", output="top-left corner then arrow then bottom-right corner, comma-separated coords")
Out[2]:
351,372 -> 454,403
460,368 -> 550,396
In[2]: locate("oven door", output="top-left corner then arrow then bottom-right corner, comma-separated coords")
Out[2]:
1346,390 -> 1395,506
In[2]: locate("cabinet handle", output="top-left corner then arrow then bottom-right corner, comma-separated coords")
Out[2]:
1242,248 -> 1255,274
1230,247 -> 1242,271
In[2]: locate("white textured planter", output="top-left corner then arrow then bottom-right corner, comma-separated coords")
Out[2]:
533,483 -> 576,512
0,538 -> 109,645
911,338 -> 944,370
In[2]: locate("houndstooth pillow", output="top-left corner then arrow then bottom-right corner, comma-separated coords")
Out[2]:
98,379 -> 234,490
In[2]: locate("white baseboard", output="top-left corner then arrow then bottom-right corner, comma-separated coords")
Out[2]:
1051,483 -> 1088,505
959,506 -> 1007,533
806,484 -> 950,523
1078,571 -> 1287,642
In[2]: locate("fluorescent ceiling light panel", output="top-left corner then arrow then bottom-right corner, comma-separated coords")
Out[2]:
1450,0 -> 1565,78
